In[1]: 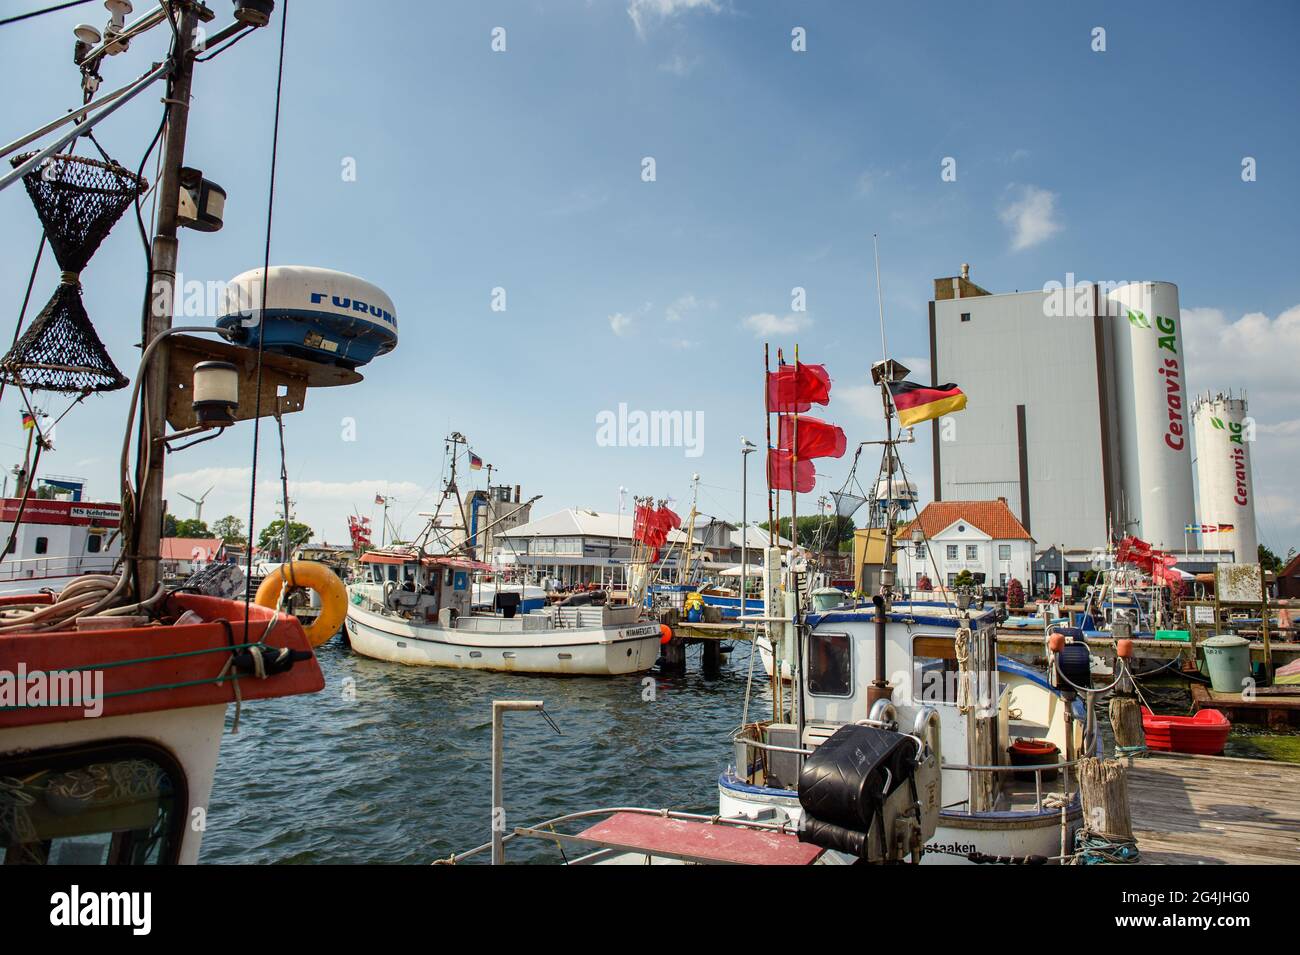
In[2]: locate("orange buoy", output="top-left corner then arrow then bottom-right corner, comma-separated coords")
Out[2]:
1116,638 -> 1134,659
659,623 -> 673,645
1047,632 -> 1065,653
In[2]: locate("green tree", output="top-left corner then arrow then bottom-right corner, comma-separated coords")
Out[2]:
760,516 -> 857,551
173,518 -> 210,537
258,520 -> 313,559
953,569 -> 975,589
1258,544 -> 1287,574
212,514 -> 247,545
162,512 -> 209,537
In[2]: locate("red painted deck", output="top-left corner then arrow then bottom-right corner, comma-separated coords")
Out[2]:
575,812 -> 823,865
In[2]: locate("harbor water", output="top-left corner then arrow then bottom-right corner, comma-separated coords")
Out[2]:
200,637 -> 766,864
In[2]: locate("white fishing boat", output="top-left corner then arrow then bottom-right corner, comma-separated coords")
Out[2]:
0,490 -> 122,597
723,596 -> 1092,865
344,549 -> 662,675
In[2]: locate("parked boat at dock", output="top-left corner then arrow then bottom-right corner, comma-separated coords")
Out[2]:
345,549 -> 662,675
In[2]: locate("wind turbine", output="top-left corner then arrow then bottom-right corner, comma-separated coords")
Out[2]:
177,486 -> 214,524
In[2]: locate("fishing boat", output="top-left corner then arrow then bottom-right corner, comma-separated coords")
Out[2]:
0,488 -> 122,596
344,548 -> 662,674
0,2 -> 369,866
343,438 -> 663,675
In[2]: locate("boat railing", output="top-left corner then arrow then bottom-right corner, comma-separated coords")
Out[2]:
731,724 -> 1079,816
0,554 -> 118,582
940,757 -> 1083,815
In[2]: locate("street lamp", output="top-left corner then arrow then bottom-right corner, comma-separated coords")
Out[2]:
740,438 -> 757,620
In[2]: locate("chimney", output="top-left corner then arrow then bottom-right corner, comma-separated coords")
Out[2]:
961,263 -> 970,281
514,484 -> 521,503
997,496 -> 1007,505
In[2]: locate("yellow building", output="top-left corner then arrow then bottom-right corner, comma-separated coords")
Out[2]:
852,527 -> 899,595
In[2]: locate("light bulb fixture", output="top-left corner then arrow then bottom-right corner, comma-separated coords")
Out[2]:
103,1 -> 133,54
177,167 -> 226,232
74,22 -> 103,44
233,0 -> 276,26
192,360 -> 239,427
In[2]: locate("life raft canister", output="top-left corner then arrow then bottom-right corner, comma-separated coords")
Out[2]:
254,560 -> 348,648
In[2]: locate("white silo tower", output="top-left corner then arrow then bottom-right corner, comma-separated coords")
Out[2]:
1106,282 -> 1196,550
1192,393 -> 1258,564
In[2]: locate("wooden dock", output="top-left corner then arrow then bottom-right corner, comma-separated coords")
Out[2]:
1190,683 -> 1300,729
1124,752 -> 1300,864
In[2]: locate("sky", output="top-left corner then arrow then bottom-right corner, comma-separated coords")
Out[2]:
1,0 -> 1297,556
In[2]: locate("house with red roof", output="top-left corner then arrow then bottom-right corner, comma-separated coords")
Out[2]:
160,537 -> 228,578
897,498 -> 1034,592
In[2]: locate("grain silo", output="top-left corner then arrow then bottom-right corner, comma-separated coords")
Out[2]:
1106,282 -> 1196,550
1192,393 -> 1258,563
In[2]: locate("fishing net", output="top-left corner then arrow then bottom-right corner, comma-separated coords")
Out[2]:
1,152 -> 146,393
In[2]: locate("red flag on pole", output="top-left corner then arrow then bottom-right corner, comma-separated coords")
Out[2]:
778,415 -> 847,460
767,449 -> 816,492
766,363 -> 832,413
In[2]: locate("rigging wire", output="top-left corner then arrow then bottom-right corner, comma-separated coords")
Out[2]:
0,0 -> 93,28
242,0 -> 289,629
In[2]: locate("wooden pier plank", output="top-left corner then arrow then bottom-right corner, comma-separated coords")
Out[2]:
1124,752 -> 1300,865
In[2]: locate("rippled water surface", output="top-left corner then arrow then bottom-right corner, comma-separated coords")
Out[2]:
201,638 -> 768,864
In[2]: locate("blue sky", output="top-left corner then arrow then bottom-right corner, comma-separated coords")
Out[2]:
1,0 -> 1297,554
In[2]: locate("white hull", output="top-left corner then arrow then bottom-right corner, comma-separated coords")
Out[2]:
754,635 -> 793,682
344,601 -> 662,675
717,774 -> 1080,865
0,704 -> 227,865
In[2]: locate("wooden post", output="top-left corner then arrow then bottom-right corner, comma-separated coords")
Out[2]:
701,638 -> 721,679
1109,695 -> 1146,753
1078,756 -> 1134,842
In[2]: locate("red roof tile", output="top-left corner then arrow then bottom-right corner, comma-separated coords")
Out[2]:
160,537 -> 225,560
899,500 -> 1032,541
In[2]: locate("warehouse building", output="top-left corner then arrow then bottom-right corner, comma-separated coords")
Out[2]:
927,268 -> 1246,559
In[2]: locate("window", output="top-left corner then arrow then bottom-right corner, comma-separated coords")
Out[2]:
945,545 -> 958,560
966,545 -> 978,560
87,535 -> 102,554
807,631 -> 851,696
960,312 -> 971,322
912,635 -> 960,705
916,573 -> 925,586
0,741 -> 187,865
998,544 -> 1011,561
946,573 -> 958,586
34,536 -> 48,555
913,542 -> 924,558
1000,573 -> 1008,586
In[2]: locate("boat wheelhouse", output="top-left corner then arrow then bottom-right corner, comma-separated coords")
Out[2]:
0,495 -> 122,596
724,601 -> 1092,864
346,548 -> 662,675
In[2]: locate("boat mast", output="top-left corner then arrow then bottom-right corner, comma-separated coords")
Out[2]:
869,235 -> 896,707
135,2 -> 206,597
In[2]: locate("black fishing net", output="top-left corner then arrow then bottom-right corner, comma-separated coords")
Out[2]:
1,152 -> 146,393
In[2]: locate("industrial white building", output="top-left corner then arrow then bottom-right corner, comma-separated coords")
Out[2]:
1192,392 -> 1258,563
928,269 -> 1241,556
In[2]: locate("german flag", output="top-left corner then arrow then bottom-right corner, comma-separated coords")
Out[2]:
886,381 -> 967,427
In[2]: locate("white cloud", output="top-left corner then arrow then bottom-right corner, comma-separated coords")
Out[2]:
628,0 -> 720,36
608,312 -> 634,336
665,293 -> 699,322
999,184 -> 1062,251
164,467 -> 428,547
741,312 -> 812,338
